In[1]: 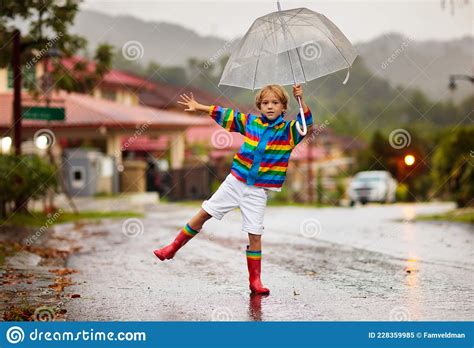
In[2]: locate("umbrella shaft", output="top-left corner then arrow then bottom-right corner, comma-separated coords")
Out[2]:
276,1 -> 298,85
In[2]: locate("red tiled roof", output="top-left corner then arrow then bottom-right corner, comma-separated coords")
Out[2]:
0,92 -> 211,131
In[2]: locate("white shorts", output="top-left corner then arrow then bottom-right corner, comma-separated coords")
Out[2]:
202,173 -> 268,235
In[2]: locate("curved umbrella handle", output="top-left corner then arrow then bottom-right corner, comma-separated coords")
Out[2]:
296,96 -> 307,136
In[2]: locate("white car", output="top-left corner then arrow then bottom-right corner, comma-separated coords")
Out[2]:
348,171 -> 397,206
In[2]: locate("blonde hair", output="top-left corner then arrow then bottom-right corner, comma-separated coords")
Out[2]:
255,84 -> 289,111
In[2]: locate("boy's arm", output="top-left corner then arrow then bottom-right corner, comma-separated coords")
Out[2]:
177,93 -> 248,135
208,105 -> 249,135
289,85 -> 313,147
289,107 -> 313,147
195,103 -> 212,113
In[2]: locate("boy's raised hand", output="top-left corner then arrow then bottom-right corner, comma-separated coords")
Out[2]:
293,84 -> 309,112
178,92 -> 200,112
293,84 -> 303,100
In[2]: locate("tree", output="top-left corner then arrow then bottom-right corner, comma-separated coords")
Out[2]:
356,128 -> 433,200
0,0 -> 113,94
0,0 -> 113,212
432,126 -> 474,207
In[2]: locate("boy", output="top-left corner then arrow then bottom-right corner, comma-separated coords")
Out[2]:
154,84 -> 313,295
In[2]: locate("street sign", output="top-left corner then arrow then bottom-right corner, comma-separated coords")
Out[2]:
22,106 -> 65,121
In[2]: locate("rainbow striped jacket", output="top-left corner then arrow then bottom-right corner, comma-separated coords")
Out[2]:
209,105 -> 313,189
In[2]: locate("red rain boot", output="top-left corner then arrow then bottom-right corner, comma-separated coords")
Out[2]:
246,246 -> 270,295
153,223 -> 199,261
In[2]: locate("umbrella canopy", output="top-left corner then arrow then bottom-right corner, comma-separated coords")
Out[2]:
219,7 -> 357,90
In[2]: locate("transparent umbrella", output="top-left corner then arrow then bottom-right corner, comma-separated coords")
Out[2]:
219,2 -> 357,135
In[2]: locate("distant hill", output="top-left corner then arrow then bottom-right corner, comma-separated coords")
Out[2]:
72,10 -> 238,67
356,33 -> 473,102
72,10 -> 473,102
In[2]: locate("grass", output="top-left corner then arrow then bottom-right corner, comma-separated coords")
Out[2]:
0,210 -> 144,227
416,208 -> 474,224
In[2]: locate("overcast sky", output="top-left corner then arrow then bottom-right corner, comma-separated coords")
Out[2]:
81,0 -> 473,43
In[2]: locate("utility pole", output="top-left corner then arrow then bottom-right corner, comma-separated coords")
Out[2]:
449,74 -> 474,90
12,29 -> 22,155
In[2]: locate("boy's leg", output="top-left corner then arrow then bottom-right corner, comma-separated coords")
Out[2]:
240,187 -> 269,294
247,233 -> 262,251
246,233 -> 270,294
154,173 -> 240,261
153,208 -> 212,261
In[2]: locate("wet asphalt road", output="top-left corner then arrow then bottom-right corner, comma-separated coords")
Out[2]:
63,202 -> 473,321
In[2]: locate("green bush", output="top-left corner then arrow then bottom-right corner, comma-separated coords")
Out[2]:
0,154 -> 58,217
396,183 -> 409,202
432,127 -> 474,207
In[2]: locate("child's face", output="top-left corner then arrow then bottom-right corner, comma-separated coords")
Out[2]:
259,92 -> 285,120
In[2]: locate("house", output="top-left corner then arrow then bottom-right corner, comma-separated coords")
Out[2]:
0,57 -> 211,196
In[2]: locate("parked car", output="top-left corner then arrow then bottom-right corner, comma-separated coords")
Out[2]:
348,171 -> 397,206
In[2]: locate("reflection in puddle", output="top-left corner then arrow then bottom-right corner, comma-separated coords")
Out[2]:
405,257 -> 419,288
248,293 -> 269,321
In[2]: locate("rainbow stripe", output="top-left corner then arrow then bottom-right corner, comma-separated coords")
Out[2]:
246,250 -> 262,260
209,105 -> 313,189
182,223 -> 199,237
